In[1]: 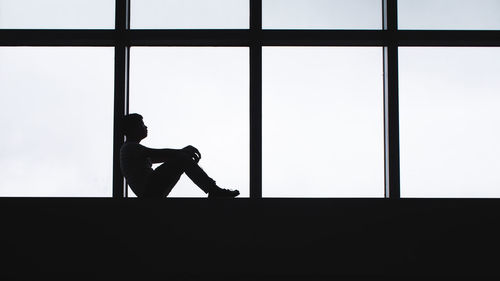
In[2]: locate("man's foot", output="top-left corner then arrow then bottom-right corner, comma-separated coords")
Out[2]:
208,187 -> 240,198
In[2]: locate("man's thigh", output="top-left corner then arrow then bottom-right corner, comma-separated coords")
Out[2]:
144,162 -> 184,197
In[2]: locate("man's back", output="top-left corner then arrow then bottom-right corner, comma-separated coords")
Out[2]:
120,141 -> 154,194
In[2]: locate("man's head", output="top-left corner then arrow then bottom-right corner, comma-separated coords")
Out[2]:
122,113 -> 148,141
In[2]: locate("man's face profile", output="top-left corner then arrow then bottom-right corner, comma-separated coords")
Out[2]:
137,120 -> 148,139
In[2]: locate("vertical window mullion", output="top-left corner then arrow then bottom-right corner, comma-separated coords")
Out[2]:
250,0 -> 262,198
113,0 -> 130,198
383,0 -> 401,199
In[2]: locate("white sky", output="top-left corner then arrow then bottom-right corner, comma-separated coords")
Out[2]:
399,47 -> 500,198
263,47 -> 384,197
398,0 -> 500,30
131,0 -> 249,29
263,0 -> 381,29
0,1 -> 499,198
0,0 -> 115,29
0,47 -> 114,197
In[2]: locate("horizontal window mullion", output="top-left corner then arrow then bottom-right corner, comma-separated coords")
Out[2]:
0,30 -> 116,46
1,30 -> 500,47
397,30 -> 500,46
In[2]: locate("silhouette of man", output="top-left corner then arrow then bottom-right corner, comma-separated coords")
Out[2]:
120,113 -> 239,198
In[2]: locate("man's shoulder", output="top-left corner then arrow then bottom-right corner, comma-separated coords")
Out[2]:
121,142 -> 148,152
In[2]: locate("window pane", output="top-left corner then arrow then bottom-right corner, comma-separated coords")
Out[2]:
263,47 -> 384,197
398,0 -> 500,30
400,47 -> 500,198
129,47 -> 249,198
0,47 -> 114,197
0,0 -> 115,29
263,0 -> 382,30
131,0 -> 249,29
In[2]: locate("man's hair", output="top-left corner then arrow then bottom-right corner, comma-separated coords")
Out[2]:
122,113 -> 143,136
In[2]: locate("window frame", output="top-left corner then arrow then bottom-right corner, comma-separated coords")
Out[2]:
1,0 -> 499,198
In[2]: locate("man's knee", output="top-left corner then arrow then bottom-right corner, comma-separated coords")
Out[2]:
171,152 -> 196,169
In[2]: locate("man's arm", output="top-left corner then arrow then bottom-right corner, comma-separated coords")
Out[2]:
144,145 -> 201,164
144,147 -> 181,163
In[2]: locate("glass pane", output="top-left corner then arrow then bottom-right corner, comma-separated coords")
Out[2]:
263,47 -> 384,197
0,47 -> 114,197
400,47 -> 500,198
0,0 -> 115,29
129,47 -> 249,198
263,0 -> 382,30
398,0 -> 500,30
131,0 -> 249,29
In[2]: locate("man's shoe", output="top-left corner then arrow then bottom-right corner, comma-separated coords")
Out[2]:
208,187 -> 240,198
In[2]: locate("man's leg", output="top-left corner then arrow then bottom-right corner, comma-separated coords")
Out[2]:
169,153 -> 218,194
145,153 -> 239,198
144,162 -> 184,197
144,153 -> 217,197
178,156 -> 240,197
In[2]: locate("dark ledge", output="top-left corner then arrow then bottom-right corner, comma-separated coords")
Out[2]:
1,198 -> 500,280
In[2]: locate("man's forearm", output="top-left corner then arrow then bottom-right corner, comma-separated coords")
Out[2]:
147,148 -> 182,163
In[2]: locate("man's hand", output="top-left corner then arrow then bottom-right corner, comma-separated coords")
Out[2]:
182,145 -> 201,163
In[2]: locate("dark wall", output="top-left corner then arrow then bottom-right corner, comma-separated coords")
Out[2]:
1,198 -> 499,280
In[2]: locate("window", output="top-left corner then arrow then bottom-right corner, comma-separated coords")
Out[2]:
398,0 -> 500,30
0,0 -> 115,29
399,47 -> 500,198
263,47 -> 384,197
0,47 -> 114,197
1,1 -> 498,198
131,0 -> 249,29
263,0 -> 382,30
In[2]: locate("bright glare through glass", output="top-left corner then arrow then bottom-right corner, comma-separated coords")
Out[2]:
0,47 -> 114,197
263,47 -> 384,197
263,0 -> 382,29
400,47 -> 500,197
131,0 -> 249,29
0,0 -> 115,29
398,0 -> 500,30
